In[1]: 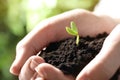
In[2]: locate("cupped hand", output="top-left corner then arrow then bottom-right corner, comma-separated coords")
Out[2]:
76,24 -> 120,80
18,24 -> 120,80
9,9 -> 117,77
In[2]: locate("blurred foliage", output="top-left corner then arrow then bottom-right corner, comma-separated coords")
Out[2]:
0,0 -> 99,80
25,0 -> 99,32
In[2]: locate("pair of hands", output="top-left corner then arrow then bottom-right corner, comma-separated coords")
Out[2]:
10,9 -> 120,80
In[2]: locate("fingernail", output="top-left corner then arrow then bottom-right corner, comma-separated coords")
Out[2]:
30,59 -> 39,71
35,77 -> 43,80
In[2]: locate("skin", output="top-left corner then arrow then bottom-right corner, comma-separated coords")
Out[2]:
9,9 -> 120,80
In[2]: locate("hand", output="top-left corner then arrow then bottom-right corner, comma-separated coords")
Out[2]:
76,24 -> 120,80
19,24 -> 120,80
19,56 -> 75,80
9,9 -> 118,79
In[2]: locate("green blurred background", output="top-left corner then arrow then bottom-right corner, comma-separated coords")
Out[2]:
0,0 -> 99,80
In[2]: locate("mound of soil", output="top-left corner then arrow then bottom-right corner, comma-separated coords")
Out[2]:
39,33 -> 120,80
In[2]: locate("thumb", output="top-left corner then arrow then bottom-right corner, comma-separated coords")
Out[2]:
76,24 -> 120,80
35,63 -> 75,80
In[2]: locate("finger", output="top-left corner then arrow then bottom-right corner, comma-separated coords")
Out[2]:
35,63 -> 75,80
19,56 -> 45,80
76,24 -> 120,80
10,44 -> 38,75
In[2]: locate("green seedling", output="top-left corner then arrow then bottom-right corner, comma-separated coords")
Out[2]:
66,21 -> 80,45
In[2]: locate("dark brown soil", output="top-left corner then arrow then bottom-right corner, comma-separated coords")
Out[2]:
39,33 -> 120,80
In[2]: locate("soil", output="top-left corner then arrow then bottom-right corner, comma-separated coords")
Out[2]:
39,33 -> 120,80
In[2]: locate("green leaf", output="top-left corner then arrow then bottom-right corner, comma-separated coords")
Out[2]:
65,21 -> 80,45
66,27 -> 78,36
71,21 -> 78,34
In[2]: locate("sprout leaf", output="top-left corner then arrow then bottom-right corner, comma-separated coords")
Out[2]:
65,21 -> 80,45
71,21 -> 78,33
66,27 -> 78,36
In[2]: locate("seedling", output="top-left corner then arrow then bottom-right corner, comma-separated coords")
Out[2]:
66,21 -> 80,45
